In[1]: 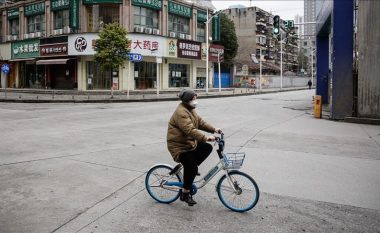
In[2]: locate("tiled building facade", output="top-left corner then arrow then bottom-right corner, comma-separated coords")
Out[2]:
0,0 -> 222,91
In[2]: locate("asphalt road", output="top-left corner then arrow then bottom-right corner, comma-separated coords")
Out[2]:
0,90 -> 379,233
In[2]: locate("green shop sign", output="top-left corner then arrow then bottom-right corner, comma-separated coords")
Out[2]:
83,0 -> 122,4
51,0 -> 69,11
7,8 -> 19,20
197,10 -> 207,22
12,39 -> 40,59
24,2 -> 45,16
168,1 -> 192,18
69,0 -> 79,29
212,15 -> 220,41
132,0 -> 162,10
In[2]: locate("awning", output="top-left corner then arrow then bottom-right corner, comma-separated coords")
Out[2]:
36,58 -> 69,65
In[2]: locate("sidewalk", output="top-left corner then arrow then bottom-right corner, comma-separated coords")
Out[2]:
0,86 -> 309,103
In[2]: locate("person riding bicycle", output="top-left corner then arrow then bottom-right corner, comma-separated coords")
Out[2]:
167,89 -> 222,206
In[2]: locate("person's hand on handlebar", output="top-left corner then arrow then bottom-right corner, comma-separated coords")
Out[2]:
207,135 -> 216,141
214,128 -> 222,134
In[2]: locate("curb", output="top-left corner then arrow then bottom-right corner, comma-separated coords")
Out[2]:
0,88 -> 309,103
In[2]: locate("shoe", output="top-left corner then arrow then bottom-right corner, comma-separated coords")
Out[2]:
180,192 -> 197,206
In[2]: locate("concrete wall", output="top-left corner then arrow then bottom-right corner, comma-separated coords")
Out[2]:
357,0 -> 380,118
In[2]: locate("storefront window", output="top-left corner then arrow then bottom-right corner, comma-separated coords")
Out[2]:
168,14 -> 189,34
134,6 -> 159,29
169,64 -> 189,88
134,62 -> 157,89
197,22 -> 205,42
28,14 -> 45,33
87,5 -> 120,32
86,61 -> 113,90
54,10 -> 69,29
10,19 -> 19,35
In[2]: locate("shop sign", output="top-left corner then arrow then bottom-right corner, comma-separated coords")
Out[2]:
69,0 -> 79,28
7,8 -> 19,20
11,39 -> 40,59
167,39 -> 177,57
212,15 -> 220,41
83,0 -> 122,4
177,40 -> 201,60
24,2 -> 45,16
197,10 -> 207,22
168,1 -> 192,18
128,34 -> 165,57
208,44 -> 224,62
132,0 -> 162,10
40,43 -> 68,56
51,0 -> 69,11
68,34 -> 98,55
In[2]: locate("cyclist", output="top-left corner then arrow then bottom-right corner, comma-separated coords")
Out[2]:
167,89 -> 222,206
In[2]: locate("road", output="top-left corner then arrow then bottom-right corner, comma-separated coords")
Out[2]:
0,90 -> 379,233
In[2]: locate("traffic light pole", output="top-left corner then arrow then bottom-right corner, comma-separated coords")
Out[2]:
280,32 -> 283,90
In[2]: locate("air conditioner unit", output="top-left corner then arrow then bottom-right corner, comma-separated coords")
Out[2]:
53,29 -> 58,35
144,28 -> 152,34
152,29 -> 160,35
57,29 -> 63,35
35,31 -> 42,37
169,32 -> 176,38
134,26 -> 144,33
29,33 -> 35,38
185,34 -> 191,40
63,26 -> 71,34
24,33 -> 29,39
12,35 -> 18,41
6,35 -> 12,41
179,33 -> 185,39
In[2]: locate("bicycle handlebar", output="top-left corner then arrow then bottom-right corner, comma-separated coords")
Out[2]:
215,133 -> 225,159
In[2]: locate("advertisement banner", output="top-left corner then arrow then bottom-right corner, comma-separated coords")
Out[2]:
69,0 -> 79,29
177,40 -> 201,60
167,39 -> 177,57
68,34 -> 98,55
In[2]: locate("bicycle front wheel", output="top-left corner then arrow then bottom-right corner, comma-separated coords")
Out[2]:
216,170 -> 260,212
145,164 -> 182,204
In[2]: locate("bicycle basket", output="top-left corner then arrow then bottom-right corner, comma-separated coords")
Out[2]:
225,153 -> 246,169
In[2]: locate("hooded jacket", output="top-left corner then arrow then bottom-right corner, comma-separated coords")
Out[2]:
167,103 -> 215,162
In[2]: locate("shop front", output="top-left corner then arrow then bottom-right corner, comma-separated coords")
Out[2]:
0,43 -> 15,88
11,39 -> 40,88
38,36 -> 77,89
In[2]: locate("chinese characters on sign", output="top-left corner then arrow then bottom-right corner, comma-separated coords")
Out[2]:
209,44 -> 224,62
51,0 -> 70,11
40,44 -> 68,56
24,2 -> 45,16
130,39 -> 159,51
132,0 -> 162,10
13,43 -> 39,54
168,1 -> 192,18
177,40 -> 201,59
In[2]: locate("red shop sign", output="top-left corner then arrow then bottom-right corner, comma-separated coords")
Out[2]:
40,43 -> 68,56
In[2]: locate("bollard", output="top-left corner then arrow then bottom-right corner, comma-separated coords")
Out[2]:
314,95 -> 322,118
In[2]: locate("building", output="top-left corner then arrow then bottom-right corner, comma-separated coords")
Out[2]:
315,0 -> 380,119
303,0 -> 316,78
0,0 -> 223,91
221,6 -> 299,87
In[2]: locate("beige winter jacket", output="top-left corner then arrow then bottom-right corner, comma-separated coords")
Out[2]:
167,103 -> 215,162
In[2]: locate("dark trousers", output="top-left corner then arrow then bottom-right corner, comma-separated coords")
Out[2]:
178,142 -> 213,191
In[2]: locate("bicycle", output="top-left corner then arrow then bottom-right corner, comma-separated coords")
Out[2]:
145,133 -> 260,212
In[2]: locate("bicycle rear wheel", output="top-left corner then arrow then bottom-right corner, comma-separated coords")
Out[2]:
216,170 -> 260,212
145,164 -> 182,204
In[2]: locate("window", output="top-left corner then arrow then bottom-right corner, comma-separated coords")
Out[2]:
87,5 -> 119,32
197,22 -> 205,42
28,14 -> 45,33
169,64 -> 189,88
10,19 -> 19,35
134,6 -> 159,28
86,61 -> 112,90
303,41 -> 307,46
168,14 -> 189,34
134,62 -> 157,89
54,10 -> 69,29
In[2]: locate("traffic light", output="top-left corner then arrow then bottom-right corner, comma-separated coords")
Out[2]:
273,15 -> 280,35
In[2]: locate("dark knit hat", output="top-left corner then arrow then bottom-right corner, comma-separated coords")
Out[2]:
179,89 -> 197,103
